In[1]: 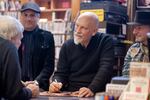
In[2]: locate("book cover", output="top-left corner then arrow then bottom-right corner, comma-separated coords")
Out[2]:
122,92 -> 148,100
130,77 -> 150,93
130,62 -> 150,78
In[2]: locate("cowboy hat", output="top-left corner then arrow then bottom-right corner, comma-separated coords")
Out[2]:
128,10 -> 150,25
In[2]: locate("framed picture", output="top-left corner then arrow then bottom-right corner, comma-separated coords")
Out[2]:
137,0 -> 150,8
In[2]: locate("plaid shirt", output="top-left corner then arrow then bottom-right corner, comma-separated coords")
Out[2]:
122,42 -> 149,77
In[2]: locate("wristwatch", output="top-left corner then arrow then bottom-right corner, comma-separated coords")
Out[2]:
34,80 -> 39,86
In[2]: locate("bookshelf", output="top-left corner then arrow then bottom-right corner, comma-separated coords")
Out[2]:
20,0 -> 80,21
34,0 -> 70,20
0,0 -> 21,18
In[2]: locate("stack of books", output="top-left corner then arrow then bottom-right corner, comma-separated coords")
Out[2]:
119,62 -> 150,100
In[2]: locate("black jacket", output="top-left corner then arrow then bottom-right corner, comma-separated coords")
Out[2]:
0,37 -> 32,100
18,26 -> 55,91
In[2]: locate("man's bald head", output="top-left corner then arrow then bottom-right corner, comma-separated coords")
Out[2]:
77,12 -> 99,29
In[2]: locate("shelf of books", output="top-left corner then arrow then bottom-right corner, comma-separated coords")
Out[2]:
0,0 -> 21,18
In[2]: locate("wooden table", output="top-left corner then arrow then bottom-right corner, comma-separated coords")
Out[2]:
31,96 -> 94,100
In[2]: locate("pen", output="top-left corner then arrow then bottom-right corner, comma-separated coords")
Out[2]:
54,79 -> 62,92
34,80 -> 39,86
55,79 -> 58,83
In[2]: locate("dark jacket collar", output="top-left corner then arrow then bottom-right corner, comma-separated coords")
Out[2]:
24,26 -> 39,35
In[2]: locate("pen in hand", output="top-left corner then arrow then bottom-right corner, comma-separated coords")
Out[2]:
54,79 -> 62,92
55,79 -> 58,83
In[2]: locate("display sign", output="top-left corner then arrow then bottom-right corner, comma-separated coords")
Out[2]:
80,9 -> 104,22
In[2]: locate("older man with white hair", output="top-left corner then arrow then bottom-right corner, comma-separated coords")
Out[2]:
0,16 -> 39,100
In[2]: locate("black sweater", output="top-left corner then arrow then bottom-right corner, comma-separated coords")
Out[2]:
53,33 -> 115,93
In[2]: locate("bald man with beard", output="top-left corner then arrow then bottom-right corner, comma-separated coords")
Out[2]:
49,12 -> 115,97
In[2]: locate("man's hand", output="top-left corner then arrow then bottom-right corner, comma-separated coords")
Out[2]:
26,83 -> 39,97
49,81 -> 62,93
21,81 -> 38,86
78,87 -> 94,97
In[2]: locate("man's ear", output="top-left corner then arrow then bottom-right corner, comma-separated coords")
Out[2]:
37,17 -> 40,22
92,28 -> 98,36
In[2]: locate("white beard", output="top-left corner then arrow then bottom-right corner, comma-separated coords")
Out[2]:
74,37 -> 80,45
74,31 -> 81,45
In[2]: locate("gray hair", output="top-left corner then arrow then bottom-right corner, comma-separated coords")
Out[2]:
0,15 -> 24,40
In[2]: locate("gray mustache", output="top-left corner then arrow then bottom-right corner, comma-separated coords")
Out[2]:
74,32 -> 81,35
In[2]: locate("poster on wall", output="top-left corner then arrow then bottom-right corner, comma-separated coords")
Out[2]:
137,0 -> 150,8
